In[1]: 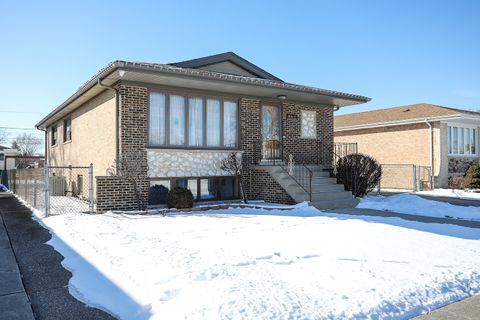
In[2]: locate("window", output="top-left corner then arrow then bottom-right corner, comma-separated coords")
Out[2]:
148,91 -> 237,149
223,100 -> 238,147
207,99 -> 221,147
149,93 -> 166,145
0,154 -> 4,161
63,118 -> 72,142
189,97 -> 203,146
448,125 -> 477,156
51,125 -> 58,146
301,110 -> 316,138
169,95 -> 186,145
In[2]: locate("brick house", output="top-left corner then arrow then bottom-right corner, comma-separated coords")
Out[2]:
335,103 -> 480,188
36,52 -> 370,212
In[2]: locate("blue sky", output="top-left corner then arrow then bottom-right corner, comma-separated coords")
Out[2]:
1,0 -> 479,144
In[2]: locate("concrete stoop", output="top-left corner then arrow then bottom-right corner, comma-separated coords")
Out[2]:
258,165 -> 359,210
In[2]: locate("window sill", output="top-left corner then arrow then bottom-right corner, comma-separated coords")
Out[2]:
63,140 -> 72,145
147,146 -> 242,152
448,154 -> 479,158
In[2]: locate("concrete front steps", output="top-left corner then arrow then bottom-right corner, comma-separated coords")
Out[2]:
259,165 -> 359,210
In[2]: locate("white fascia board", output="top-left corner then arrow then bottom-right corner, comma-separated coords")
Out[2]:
334,115 -> 469,132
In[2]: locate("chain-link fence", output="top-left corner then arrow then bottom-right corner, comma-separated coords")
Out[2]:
46,165 -> 94,215
2,168 -> 46,212
2,164 -> 94,215
378,164 -> 432,192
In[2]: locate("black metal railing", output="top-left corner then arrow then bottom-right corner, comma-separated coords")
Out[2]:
315,141 -> 358,173
254,139 -> 313,200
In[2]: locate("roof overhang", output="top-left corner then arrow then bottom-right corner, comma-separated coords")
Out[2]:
36,61 -> 371,129
335,114 -> 480,132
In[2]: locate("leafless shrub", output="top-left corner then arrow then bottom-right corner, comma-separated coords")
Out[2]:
220,152 -> 248,203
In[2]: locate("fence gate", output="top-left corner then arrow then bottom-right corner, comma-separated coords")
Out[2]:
378,164 -> 432,192
44,164 -> 94,215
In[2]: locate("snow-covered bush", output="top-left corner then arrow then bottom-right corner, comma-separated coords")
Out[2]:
166,187 -> 194,209
336,153 -> 382,197
149,184 -> 169,205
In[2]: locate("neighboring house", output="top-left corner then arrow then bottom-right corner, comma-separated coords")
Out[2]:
0,145 -> 21,170
36,52 -> 370,211
334,103 -> 480,188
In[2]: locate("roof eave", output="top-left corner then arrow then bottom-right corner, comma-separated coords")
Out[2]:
37,61 -> 370,129
334,114 -> 479,132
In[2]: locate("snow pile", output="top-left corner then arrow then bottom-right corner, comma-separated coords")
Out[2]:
417,188 -> 480,200
34,205 -> 480,319
358,194 -> 480,221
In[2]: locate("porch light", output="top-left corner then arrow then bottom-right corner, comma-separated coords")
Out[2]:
277,94 -> 287,100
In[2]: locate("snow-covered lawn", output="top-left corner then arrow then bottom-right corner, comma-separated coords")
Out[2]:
417,188 -> 480,200
358,194 -> 480,221
33,203 -> 480,320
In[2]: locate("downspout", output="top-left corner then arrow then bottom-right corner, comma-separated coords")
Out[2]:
98,78 -> 120,174
424,119 -> 434,188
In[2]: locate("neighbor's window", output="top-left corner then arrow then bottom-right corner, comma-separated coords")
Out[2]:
301,110 -> 316,138
63,118 -> 72,142
448,125 -> 477,156
148,91 -> 237,148
51,125 -> 58,146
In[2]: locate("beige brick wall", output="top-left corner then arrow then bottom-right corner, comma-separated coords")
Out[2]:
335,123 -> 431,166
47,90 -> 116,178
335,122 -> 451,187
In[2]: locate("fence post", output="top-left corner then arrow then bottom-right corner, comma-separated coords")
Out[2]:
44,164 -> 50,216
88,163 -> 94,213
412,165 -> 417,192
33,176 -> 37,207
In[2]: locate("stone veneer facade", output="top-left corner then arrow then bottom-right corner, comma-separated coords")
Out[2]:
95,84 -> 334,211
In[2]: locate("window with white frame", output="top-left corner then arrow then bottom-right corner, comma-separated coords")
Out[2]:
448,125 -> 477,155
149,91 -> 238,148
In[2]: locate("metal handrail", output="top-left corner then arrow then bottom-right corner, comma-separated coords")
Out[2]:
254,139 -> 313,201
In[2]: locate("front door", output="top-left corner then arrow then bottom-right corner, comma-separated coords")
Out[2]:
261,105 -> 281,161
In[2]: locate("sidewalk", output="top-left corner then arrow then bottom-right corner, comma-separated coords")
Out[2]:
0,210 -> 35,320
330,207 -> 480,229
0,196 -> 115,320
415,294 -> 480,319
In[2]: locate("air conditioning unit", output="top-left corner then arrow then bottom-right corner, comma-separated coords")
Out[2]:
49,176 -> 66,196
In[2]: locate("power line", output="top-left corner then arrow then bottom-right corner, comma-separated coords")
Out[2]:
0,127 -> 39,131
0,111 -> 47,114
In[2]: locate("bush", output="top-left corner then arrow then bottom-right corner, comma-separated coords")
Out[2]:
448,175 -> 473,189
336,153 -> 382,197
465,164 -> 480,188
166,187 -> 194,209
148,184 -> 169,205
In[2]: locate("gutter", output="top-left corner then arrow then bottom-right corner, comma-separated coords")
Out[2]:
334,114 -> 473,132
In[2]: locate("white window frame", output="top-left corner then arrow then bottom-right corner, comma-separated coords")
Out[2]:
447,123 -> 478,156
